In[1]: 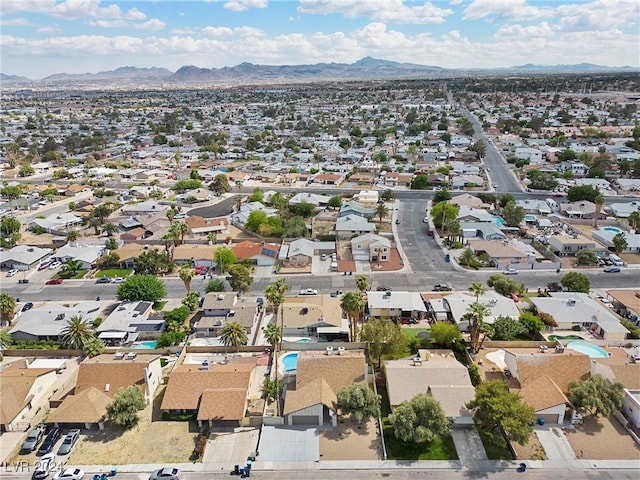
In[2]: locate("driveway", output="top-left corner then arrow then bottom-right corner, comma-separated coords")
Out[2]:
203,427 -> 259,471
534,425 -> 576,460
258,426 -> 319,462
451,428 -> 488,464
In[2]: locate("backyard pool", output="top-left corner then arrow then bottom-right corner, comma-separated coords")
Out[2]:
492,217 -> 506,225
602,226 -> 623,234
548,335 -> 583,341
566,341 -> 609,358
130,340 -> 158,349
283,337 -> 313,343
281,352 -> 299,372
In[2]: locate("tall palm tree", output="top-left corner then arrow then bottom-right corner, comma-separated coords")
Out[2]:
355,275 -> 369,293
264,284 -> 285,317
0,293 -> 17,326
375,202 -> 389,226
594,194 -> 604,228
170,221 -> 189,245
220,321 -> 248,353
340,291 -> 365,342
627,211 -> 639,233
178,265 -> 194,293
102,223 -> 118,236
66,229 -> 78,242
263,322 -> 282,353
469,282 -> 486,302
61,315 -> 95,350
89,217 -> 101,235
467,301 -> 491,353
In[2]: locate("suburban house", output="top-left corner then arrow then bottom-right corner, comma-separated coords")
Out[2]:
605,290 -> 640,325
548,233 -> 607,257
354,190 -> 379,207
516,199 -> 552,215
9,301 -> 101,342
592,357 -> 640,429
186,215 -> 230,237
451,175 -> 484,189
515,147 -> 544,164
334,215 -> 376,239
283,350 -> 367,426
173,244 -> 217,267
593,228 -> 640,253
606,201 -> 640,218
0,245 -> 52,271
449,194 -> 491,210
280,295 -> 348,340
176,188 -> 212,203
231,240 -> 279,266
96,301 -> 162,346
530,292 -> 629,341
113,244 -> 165,269
502,348 -> 591,424
161,357 -> 257,428
559,201 -> 600,219
0,361 -> 58,432
48,353 -> 162,430
457,206 -> 494,223
350,233 -> 391,262
367,291 -> 427,321
467,239 -> 537,267
30,213 -> 82,234
231,202 -> 278,226
460,223 -> 506,241
384,349 -> 475,425
312,173 -> 344,185
279,239 -> 335,267
50,244 -> 105,270
195,294 -> 259,338
338,201 -> 376,220
121,200 -> 169,215
289,192 -> 331,206
440,291 -> 520,330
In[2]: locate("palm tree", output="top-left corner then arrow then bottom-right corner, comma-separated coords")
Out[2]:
0,328 -> 13,353
178,265 -> 194,293
102,223 -> 118,236
263,322 -> 282,353
166,208 -> 176,222
62,258 -> 83,277
594,194 -> 604,228
61,315 -> 95,350
170,221 -> 189,245
340,291 -> 365,342
67,229 -> 78,243
375,202 -> 389,226
89,217 -> 101,235
355,274 -> 369,293
92,204 -> 111,223
265,284 -> 285,317
627,211 -> 639,233
83,337 -> 105,358
0,293 -> 17,326
207,232 -> 217,245
467,302 -> 491,353
469,282 -> 486,302
220,321 -> 248,353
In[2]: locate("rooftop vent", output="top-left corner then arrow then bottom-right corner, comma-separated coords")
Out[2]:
104,383 -> 110,392
114,352 -> 125,360
201,359 -> 209,371
567,299 -> 576,306
217,294 -> 224,301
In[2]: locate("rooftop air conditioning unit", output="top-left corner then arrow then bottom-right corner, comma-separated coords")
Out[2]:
217,295 -> 224,301
201,360 -> 209,370
326,346 -> 334,355
337,346 -> 345,355
126,352 -> 137,360
114,352 -> 125,360
413,356 -> 422,366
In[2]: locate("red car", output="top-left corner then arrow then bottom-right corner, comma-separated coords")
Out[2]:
195,265 -> 207,275
45,279 -> 63,285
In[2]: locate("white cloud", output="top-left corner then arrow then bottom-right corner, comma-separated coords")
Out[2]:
201,26 -> 234,38
464,0 -> 553,21
223,0 -> 268,12
124,8 -> 147,21
494,22 -> 556,40
0,18 -> 35,27
38,25 -> 61,33
297,0 -> 453,24
556,0 -> 639,31
136,19 -> 166,31
234,26 -> 264,37
1,0 -> 151,22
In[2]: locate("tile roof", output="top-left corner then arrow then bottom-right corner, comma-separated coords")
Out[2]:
47,387 -> 112,424
427,385 -> 475,418
0,368 -> 54,424
231,240 -> 279,260
74,354 -> 159,397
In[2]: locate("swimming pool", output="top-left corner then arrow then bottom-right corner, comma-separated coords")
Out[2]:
283,338 -> 313,343
492,217 -> 506,225
281,352 -> 299,372
566,341 -> 609,358
602,226 -> 623,233
130,340 -> 158,349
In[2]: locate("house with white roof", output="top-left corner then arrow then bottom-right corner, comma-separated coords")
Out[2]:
334,215 -> 376,239
121,200 -> 169,215
367,291 -> 427,321
592,228 -> 640,253
30,213 -> 82,234
279,239 -> 335,267
231,201 -> 278,226
457,205 -> 494,223
0,245 -> 52,271
516,199 -> 552,215
606,201 -> 640,218
451,175 -> 484,189
616,179 -> 640,192
440,290 -> 520,331
9,301 -> 101,342
51,244 -> 105,269
289,192 -> 331,206
96,301 -> 163,345
515,147 -> 544,164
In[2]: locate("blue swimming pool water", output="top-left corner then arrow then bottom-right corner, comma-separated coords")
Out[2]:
603,226 -> 622,233
492,217 -> 506,225
282,352 -> 299,371
566,341 -> 609,358
130,340 -> 158,349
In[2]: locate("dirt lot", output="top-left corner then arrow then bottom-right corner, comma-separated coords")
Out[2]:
512,432 -> 547,460
619,253 -> 640,265
319,418 -> 383,461
564,415 -> 640,460
68,387 -> 198,465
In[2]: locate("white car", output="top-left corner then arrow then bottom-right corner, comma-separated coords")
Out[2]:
299,288 -> 318,296
53,468 -> 84,480
49,261 -> 62,270
149,467 -> 182,480
112,277 -> 125,283
7,269 -> 18,277
502,268 -> 518,275
33,453 -> 56,479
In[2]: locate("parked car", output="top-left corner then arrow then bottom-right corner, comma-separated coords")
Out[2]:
195,265 -> 207,275
423,217 -> 429,223
603,267 -> 621,273
48,262 -> 62,270
112,277 -> 125,283
21,302 -> 34,312
432,284 -> 452,292
502,268 -> 518,275
7,269 -> 18,277
376,286 -> 391,292
299,288 -> 318,296
33,453 -> 56,479
509,293 -> 520,302
45,279 -> 63,285
57,429 -> 80,455
95,277 -> 112,284
38,261 -> 52,270
21,426 -> 45,453
53,468 -> 84,480
149,467 -> 182,480
38,427 -> 61,455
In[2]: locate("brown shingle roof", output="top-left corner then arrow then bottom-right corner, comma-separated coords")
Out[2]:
74,354 -> 159,397
283,377 -> 336,415
295,351 -> 366,397
197,389 -> 247,421
518,375 -> 568,412
48,387 -> 112,424
0,369 -> 54,424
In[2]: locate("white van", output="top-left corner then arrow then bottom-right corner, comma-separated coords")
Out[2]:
608,254 -> 624,266
330,261 -> 338,271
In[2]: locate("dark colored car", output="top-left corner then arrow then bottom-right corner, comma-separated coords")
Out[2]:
21,302 -> 34,312
38,427 -> 61,456
20,426 -> 45,453
376,286 -> 391,291
45,279 -> 63,285
95,277 -> 112,284
432,284 -> 452,292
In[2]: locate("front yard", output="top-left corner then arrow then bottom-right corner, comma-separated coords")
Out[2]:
94,268 -> 133,278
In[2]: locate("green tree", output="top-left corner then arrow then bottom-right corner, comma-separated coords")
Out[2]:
0,328 -> 13,353
102,223 -> 118,236
19,164 -> 35,177
466,301 -> 491,354
430,322 -> 462,347
83,337 -> 105,358
566,185 -> 599,202
205,279 -> 226,293
209,174 -> 231,195
336,383 -> 381,423
340,291 -> 365,342
486,274 -> 521,296
568,375 -> 625,417
469,282 -> 486,302
458,248 -> 475,267
381,189 -> 395,201
359,318 -> 407,369
430,202 -> 458,230
220,321 -> 248,352
518,312 -> 544,337
61,315 -> 95,349
501,201 -> 525,227
226,264 -> 253,294
178,265 -> 194,293
182,291 -> 201,312
389,393 -> 448,444
432,189 -> 452,204
491,315 -> 527,341
627,211 -> 639,233
612,232 -> 628,254
561,272 -> 590,293
355,275 -> 369,293
576,248 -> 599,266
0,293 -> 17,325
261,376 -> 283,403
410,174 -> 429,190
327,196 -> 342,209
374,202 -> 389,225
173,179 -> 202,193
245,210 -> 268,232
0,216 -> 21,236
169,221 -> 189,245
248,188 -> 264,203
105,237 -> 118,251
466,379 -> 534,444
106,386 -> 146,429
214,247 -> 236,273
61,258 -> 83,277
116,274 -> 167,303
263,322 -> 282,353
289,201 -> 315,218
134,250 -> 173,275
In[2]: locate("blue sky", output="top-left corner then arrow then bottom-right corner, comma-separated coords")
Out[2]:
1,0 -> 638,79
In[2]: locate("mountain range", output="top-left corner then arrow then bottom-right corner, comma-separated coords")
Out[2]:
1,57 -> 637,86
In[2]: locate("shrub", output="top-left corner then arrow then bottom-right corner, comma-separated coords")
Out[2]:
572,325 -> 582,331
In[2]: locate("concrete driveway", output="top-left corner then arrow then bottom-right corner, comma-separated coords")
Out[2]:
258,426 -> 319,462
451,428 -> 488,464
203,427 -> 259,471
534,425 -> 576,460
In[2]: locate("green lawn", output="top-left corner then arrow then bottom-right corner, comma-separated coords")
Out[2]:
476,427 -> 513,460
402,328 -> 429,340
95,268 -> 133,278
378,385 -> 458,460
53,269 -> 88,280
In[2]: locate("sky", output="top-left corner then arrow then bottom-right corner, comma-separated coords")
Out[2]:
1,0 -> 639,79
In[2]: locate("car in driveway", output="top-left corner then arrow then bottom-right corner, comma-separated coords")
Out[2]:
432,284 -> 452,292
603,266 -> 621,273
53,468 -> 84,480
112,277 -> 125,283
45,279 -> 63,285
57,429 -> 80,455
38,261 -> 52,270
7,269 -> 18,277
376,286 -> 391,292
38,427 -> 61,456
299,288 -> 318,296
21,302 -> 34,312
48,261 -> 62,270
33,453 -> 56,479
502,268 -> 518,275
195,265 -> 207,275
21,426 -> 45,453
149,467 -> 182,480
95,277 -> 112,284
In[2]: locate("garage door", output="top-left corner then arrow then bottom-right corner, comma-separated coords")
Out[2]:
291,415 -> 318,426
536,414 -> 560,425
